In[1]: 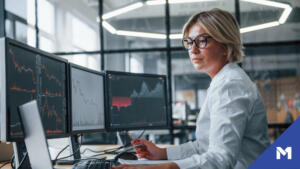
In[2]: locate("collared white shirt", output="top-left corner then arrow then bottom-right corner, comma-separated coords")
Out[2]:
167,62 -> 270,169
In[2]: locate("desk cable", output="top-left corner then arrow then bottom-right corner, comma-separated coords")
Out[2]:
54,130 -> 145,163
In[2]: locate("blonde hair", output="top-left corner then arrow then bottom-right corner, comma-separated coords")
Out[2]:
183,8 -> 244,62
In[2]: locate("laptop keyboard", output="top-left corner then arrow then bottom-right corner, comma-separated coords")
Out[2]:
72,159 -> 118,169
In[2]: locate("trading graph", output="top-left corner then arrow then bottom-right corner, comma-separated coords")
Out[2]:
6,44 -> 67,140
71,67 -> 105,131
7,46 -> 37,137
38,55 -> 67,136
107,73 -> 168,129
9,49 -> 36,84
40,97 -> 64,134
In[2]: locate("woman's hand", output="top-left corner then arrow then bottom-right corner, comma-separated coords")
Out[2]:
131,139 -> 167,160
112,163 -> 180,169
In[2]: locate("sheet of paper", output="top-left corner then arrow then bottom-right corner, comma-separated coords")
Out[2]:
118,159 -> 175,165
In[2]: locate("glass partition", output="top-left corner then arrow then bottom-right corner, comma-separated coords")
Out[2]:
105,51 -> 167,74
38,0 -> 100,52
103,0 -> 166,50
240,0 -> 300,43
5,0 -> 36,46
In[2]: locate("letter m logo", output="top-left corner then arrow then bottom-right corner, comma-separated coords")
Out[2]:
276,147 -> 292,160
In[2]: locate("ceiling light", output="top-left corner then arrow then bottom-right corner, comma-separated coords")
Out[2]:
279,6 -> 292,24
102,21 -> 117,34
241,0 -> 290,9
169,0 -> 216,4
240,21 -> 280,34
146,0 -> 216,5
101,0 -> 293,38
116,30 -> 166,39
170,34 -> 182,39
146,0 -> 165,5
102,2 -> 144,20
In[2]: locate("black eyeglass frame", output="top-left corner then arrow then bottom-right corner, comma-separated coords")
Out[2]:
182,34 -> 212,50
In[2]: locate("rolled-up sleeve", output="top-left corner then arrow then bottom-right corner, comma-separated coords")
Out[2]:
167,140 -> 206,160
167,80 -> 252,169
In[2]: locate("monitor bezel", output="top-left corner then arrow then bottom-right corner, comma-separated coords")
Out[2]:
69,63 -> 107,134
105,70 -> 170,131
3,38 -> 70,142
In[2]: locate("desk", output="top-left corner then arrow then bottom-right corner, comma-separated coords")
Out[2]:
0,145 -> 118,169
0,162 -> 72,169
0,144 -> 172,169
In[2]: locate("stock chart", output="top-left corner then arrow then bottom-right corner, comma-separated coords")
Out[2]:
71,67 -> 105,131
6,44 -> 67,139
7,46 -> 37,137
107,73 -> 167,129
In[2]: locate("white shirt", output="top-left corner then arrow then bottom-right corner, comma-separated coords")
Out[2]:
167,63 -> 270,169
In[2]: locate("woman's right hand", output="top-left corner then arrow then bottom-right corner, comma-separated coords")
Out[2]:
131,139 -> 167,160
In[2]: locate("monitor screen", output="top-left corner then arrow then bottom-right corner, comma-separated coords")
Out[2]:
70,65 -> 105,133
0,38 -> 68,141
106,71 -> 169,130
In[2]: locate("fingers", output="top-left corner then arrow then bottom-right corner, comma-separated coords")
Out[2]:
135,147 -> 149,159
132,139 -> 154,150
131,138 -> 146,145
136,151 -> 149,158
135,144 -> 147,151
131,139 -> 149,153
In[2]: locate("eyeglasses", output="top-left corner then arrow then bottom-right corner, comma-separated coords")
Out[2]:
182,34 -> 212,50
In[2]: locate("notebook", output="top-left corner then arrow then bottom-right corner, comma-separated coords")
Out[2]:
0,142 -> 13,162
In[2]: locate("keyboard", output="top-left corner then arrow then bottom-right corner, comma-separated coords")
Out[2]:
72,159 -> 118,169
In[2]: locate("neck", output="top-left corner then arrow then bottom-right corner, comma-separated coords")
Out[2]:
207,61 -> 229,79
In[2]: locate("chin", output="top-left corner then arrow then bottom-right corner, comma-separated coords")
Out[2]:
193,65 -> 203,71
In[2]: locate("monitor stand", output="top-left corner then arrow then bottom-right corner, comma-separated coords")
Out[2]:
13,141 -> 31,169
117,131 -> 132,147
55,135 -> 81,165
69,135 -> 81,160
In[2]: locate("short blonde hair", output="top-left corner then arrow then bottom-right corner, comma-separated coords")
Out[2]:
183,8 -> 244,62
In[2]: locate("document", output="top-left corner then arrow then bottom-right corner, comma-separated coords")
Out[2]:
118,159 -> 175,165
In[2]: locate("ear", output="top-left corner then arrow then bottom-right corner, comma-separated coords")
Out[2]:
222,45 -> 230,62
222,45 -> 228,57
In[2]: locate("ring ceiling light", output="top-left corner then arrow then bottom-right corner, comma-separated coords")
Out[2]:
100,0 -> 292,39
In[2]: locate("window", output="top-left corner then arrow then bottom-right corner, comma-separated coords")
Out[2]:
71,16 -> 98,51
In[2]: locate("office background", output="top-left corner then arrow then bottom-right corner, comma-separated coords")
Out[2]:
1,0 -> 300,143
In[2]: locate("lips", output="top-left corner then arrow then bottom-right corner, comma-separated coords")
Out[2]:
192,58 -> 203,63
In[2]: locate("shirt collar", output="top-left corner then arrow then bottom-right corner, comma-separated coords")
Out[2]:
209,62 -> 238,89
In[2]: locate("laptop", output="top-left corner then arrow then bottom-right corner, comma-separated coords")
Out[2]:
18,100 -> 61,169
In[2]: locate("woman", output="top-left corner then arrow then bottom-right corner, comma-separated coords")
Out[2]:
113,8 -> 270,169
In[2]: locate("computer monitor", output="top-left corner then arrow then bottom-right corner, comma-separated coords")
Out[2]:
105,71 -> 169,131
0,38 -> 69,141
69,64 -> 106,133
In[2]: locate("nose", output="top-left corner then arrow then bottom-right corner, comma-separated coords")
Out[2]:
189,42 -> 200,54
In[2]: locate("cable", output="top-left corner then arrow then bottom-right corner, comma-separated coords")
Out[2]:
53,144 -> 70,162
136,130 -> 146,139
122,130 -> 146,148
103,130 -> 147,158
16,152 -> 28,169
111,130 -> 146,153
55,144 -> 82,161
57,130 -> 146,162
53,134 -> 82,163
10,155 -> 14,169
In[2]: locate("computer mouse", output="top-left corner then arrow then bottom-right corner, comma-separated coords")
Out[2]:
115,152 -> 138,161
